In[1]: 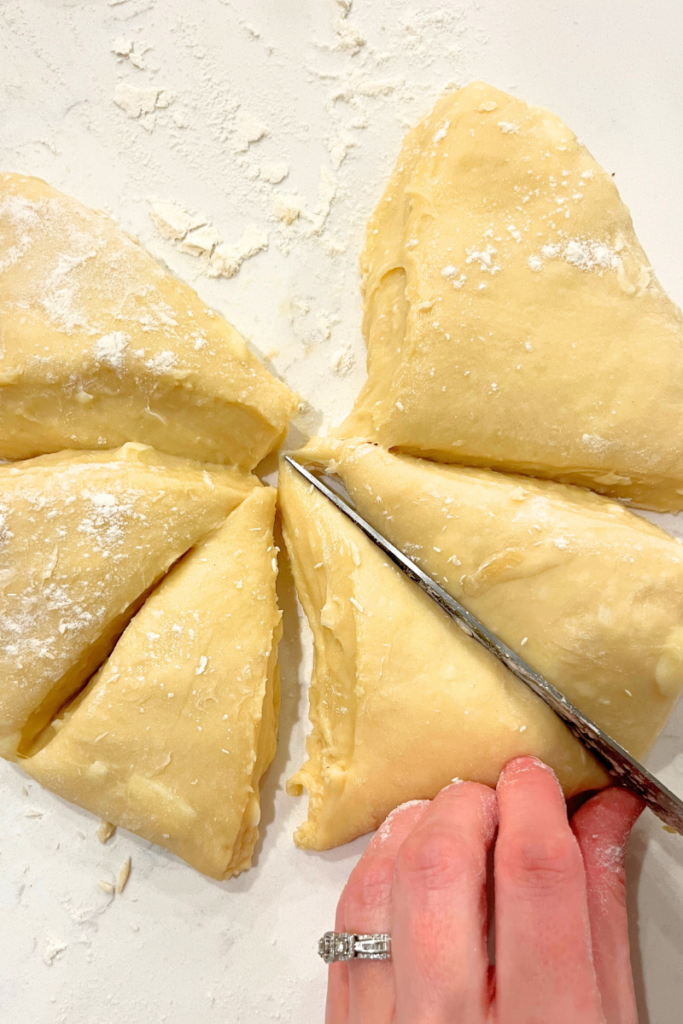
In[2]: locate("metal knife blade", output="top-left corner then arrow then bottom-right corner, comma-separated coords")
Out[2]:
284,453 -> 683,834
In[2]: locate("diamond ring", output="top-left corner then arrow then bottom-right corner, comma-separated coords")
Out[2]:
318,931 -> 392,963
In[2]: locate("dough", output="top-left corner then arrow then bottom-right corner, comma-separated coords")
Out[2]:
279,457 -> 607,851
24,488 -> 281,879
296,438 -> 683,765
0,174 -> 296,470
0,443 -> 256,759
340,81 -> 683,512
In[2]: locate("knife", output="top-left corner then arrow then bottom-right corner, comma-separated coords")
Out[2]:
284,453 -> 683,834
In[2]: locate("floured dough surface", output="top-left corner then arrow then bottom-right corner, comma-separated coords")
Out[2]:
24,488 -> 281,879
298,438 -> 683,764
341,81 -> 683,511
0,443 -> 255,759
0,173 -> 296,470
279,457 -> 607,851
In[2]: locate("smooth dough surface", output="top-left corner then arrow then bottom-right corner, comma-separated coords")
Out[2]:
0,173 -> 296,469
298,438 -> 683,764
0,443 -> 255,759
279,458 -> 607,851
341,81 -> 683,511
24,488 -> 281,879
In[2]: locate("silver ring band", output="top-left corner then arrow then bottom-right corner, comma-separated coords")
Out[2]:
318,931 -> 392,963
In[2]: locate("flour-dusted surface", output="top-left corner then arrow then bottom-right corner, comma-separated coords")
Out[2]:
2,2 -> 683,1022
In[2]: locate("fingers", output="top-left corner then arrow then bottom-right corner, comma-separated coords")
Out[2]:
325,886 -> 351,1024
571,788 -> 644,1024
392,781 -> 498,1024
326,799 -> 430,1024
495,757 -> 604,1024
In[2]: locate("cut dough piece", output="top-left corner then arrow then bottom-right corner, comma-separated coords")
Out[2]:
340,81 -> 683,511
0,443 -> 256,759
279,456 -> 607,851
297,438 -> 683,765
23,488 -> 281,879
0,173 -> 296,470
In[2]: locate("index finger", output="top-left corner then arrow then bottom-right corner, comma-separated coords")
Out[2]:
495,757 -> 605,1023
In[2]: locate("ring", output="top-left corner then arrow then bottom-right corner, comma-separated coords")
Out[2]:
318,931 -> 392,963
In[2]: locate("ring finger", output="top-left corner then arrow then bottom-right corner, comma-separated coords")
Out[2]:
328,799 -> 430,1024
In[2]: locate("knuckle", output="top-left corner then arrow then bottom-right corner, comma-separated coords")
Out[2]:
500,832 -> 582,892
344,856 -> 394,920
396,828 -> 479,892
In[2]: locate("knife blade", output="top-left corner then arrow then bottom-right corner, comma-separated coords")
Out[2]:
284,453 -> 683,834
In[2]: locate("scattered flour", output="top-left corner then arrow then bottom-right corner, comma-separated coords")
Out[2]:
43,939 -> 67,966
316,0 -> 365,55
178,223 -> 221,257
210,227 -> 269,279
529,238 -> 618,273
581,433 -> 613,453
465,244 -> 501,274
0,194 -> 41,273
114,83 -> 174,123
563,239 -> 617,270
328,132 -> 356,170
330,344 -> 354,376
149,201 -> 200,240
145,350 -> 178,373
303,166 -> 338,236
0,507 -> 13,548
233,113 -> 269,153
433,119 -> 450,143
259,162 -> 289,185
149,200 -> 268,278
273,194 -> 303,225
93,332 -> 129,370
111,37 -> 151,69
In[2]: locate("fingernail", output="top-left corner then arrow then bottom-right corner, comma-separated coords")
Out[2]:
499,756 -> 561,786
376,799 -> 429,843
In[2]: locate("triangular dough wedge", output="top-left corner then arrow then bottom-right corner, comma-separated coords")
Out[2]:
340,81 -> 683,511
0,173 -> 296,469
298,438 -> 683,765
0,443 -> 255,759
23,489 -> 281,879
279,457 -> 607,851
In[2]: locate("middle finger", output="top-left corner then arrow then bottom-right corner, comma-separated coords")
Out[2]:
495,757 -> 604,1023
392,780 -> 498,1024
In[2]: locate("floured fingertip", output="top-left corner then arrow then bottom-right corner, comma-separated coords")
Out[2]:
374,799 -> 430,846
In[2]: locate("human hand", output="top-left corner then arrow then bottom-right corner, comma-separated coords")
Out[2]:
326,756 -> 644,1024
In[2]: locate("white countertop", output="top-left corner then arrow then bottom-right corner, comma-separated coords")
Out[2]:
2,2 -> 683,1021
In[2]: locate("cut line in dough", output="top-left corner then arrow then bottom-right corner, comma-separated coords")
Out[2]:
296,437 -> 683,767
279,453 -> 609,851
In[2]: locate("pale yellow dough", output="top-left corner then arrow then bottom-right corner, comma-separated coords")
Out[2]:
0,443 -> 255,759
341,82 -> 683,511
279,456 -> 608,851
0,174 -> 296,470
23,488 -> 281,879
297,437 -> 683,765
